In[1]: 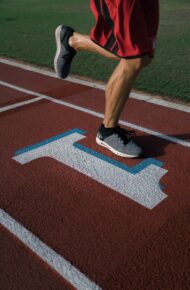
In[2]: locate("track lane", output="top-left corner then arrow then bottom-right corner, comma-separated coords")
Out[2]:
0,62 -> 190,290
0,225 -> 76,290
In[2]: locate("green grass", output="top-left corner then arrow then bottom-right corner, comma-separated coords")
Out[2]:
0,0 -> 189,102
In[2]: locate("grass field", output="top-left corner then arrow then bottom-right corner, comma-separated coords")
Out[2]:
0,0 -> 189,102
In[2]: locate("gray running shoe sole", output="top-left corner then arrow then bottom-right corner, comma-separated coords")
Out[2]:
96,136 -> 143,158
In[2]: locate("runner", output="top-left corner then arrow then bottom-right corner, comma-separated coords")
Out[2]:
54,0 -> 159,158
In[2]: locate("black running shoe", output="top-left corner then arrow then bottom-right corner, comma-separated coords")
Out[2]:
54,25 -> 76,79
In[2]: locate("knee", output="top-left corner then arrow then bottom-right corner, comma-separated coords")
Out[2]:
122,55 -> 152,73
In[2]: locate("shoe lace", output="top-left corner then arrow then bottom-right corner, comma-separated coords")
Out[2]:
114,126 -> 136,145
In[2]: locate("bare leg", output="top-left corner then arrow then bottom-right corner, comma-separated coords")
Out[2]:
69,32 -> 120,61
103,58 -> 151,127
69,32 -> 151,128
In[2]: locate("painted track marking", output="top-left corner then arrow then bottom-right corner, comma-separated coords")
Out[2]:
0,209 -> 102,290
0,80 -> 190,148
0,96 -> 43,112
13,129 -> 167,209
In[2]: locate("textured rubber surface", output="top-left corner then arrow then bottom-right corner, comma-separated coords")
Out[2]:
0,62 -> 190,290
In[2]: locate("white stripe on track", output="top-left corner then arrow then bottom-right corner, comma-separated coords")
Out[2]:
0,80 -> 190,148
0,57 -> 190,113
0,96 -> 43,112
0,80 -> 47,99
0,81 -> 46,112
0,209 -> 102,290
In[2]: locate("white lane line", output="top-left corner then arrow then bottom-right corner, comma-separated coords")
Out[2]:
0,57 -> 190,113
0,209 -> 102,290
0,80 -> 190,148
0,80 -> 47,99
45,95 -> 190,147
0,96 -> 43,112
146,97 -> 190,113
0,81 -> 45,112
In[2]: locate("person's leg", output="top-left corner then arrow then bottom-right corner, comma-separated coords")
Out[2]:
94,55 -> 152,158
54,26 -> 152,157
69,31 -> 151,129
69,32 -> 120,61
54,26 -> 119,78
103,56 -> 151,127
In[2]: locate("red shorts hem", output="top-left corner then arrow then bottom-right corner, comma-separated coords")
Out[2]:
90,37 -> 154,59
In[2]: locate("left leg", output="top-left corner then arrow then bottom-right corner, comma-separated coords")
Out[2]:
96,55 -> 152,158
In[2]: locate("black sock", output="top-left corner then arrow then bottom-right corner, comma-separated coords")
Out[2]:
99,123 -> 119,137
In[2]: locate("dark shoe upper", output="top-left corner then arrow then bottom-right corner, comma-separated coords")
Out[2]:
54,25 -> 76,79
97,124 -> 135,142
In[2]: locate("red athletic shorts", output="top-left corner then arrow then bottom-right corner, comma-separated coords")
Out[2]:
90,0 -> 159,58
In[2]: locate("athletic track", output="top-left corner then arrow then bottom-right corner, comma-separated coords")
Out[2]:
0,59 -> 190,290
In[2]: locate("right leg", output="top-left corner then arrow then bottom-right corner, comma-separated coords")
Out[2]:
54,25 -> 119,78
69,32 -> 120,61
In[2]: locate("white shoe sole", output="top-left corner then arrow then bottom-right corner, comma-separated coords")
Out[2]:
96,137 -> 140,158
54,25 -> 63,76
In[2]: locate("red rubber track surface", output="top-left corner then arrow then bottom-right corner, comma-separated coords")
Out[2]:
0,63 -> 190,290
